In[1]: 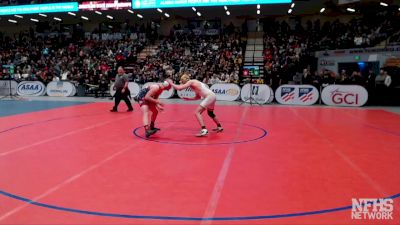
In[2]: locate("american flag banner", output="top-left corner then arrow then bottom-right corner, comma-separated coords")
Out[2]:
299,88 -> 314,102
281,87 -> 295,102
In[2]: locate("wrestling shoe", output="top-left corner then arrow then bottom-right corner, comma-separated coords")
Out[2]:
145,129 -> 157,138
212,127 -> 224,132
196,129 -> 208,137
151,127 -> 161,131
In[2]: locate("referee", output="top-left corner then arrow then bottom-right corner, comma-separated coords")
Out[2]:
110,67 -> 134,112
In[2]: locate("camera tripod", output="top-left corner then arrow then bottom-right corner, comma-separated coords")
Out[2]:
0,77 -> 22,100
240,76 -> 262,105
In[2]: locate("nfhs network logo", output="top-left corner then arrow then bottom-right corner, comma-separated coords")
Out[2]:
351,198 -> 394,220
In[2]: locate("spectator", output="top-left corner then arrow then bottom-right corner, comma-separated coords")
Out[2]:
375,69 -> 392,88
351,71 -> 366,86
95,74 -> 109,98
301,69 -> 312,84
366,69 -> 376,89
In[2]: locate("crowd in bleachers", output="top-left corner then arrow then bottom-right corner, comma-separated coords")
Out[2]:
0,22 -> 243,96
130,31 -> 243,86
262,11 -> 400,90
0,7 -> 399,103
0,24 -> 150,94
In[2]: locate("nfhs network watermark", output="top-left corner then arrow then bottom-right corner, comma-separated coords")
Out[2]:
351,198 -> 394,220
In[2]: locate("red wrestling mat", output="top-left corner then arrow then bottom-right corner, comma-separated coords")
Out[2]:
0,102 -> 399,224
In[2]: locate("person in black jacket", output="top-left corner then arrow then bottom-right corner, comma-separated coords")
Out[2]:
110,67 -> 133,112
95,74 -> 109,98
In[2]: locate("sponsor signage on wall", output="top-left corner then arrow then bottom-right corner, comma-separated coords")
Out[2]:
210,83 -> 241,101
46,81 -> 76,97
240,84 -> 273,104
275,85 -> 319,105
79,1 -> 131,10
17,81 -> 46,96
0,2 -> 78,15
132,0 -> 291,9
316,46 -> 400,57
321,85 -> 368,107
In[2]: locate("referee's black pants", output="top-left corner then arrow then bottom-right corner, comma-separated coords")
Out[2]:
112,89 -> 133,111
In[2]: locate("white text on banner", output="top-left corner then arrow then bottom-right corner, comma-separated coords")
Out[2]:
210,83 -> 241,101
46,81 -> 76,97
17,81 -> 46,96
